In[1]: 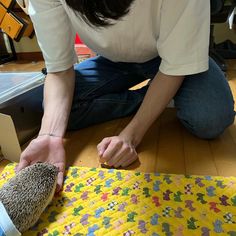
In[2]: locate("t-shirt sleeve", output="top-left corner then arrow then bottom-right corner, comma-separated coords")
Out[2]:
157,0 -> 210,76
28,0 -> 77,73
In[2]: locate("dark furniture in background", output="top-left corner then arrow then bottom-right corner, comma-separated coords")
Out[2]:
0,0 -> 34,64
210,0 -> 236,71
0,29 -> 16,64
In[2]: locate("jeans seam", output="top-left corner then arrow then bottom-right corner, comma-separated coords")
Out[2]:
93,98 -> 142,104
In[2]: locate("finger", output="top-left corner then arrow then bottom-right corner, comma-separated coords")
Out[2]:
121,153 -> 138,167
114,144 -> 136,167
100,140 -> 122,163
56,171 -> 64,193
54,161 -> 65,192
16,159 -> 29,172
108,147 -> 128,167
116,149 -> 138,168
97,138 -> 111,157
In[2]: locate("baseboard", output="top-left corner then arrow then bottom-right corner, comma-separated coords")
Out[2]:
16,52 -> 43,61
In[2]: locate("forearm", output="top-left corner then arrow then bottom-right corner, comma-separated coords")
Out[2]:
120,71 -> 184,146
39,67 -> 75,137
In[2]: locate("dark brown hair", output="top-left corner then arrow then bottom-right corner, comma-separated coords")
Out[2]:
65,0 -> 135,27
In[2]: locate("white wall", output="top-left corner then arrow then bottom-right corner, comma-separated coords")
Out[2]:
214,23 -> 236,43
13,36 -> 40,53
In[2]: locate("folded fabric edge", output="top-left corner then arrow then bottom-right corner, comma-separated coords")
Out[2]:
0,201 -> 21,236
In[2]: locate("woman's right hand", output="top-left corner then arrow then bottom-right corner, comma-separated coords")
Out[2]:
16,135 -> 66,192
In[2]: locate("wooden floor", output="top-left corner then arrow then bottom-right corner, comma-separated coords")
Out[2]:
1,59 -> 236,177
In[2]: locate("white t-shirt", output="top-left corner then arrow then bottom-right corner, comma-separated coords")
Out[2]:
28,0 -> 210,75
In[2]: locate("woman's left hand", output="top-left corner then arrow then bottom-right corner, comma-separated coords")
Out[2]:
97,135 -> 138,168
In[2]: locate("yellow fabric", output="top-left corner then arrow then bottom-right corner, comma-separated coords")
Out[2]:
0,163 -> 236,235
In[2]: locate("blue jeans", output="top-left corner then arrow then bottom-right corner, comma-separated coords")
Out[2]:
68,56 -> 235,139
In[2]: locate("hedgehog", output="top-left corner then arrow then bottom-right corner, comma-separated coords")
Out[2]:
0,163 -> 58,233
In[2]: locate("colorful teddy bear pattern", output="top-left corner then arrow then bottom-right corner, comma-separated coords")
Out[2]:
0,163 -> 236,236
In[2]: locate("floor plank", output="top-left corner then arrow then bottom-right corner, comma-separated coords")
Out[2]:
0,60 -> 45,72
135,118 -> 160,172
0,160 -> 10,173
155,109 -> 186,174
210,129 -> 236,176
183,129 -> 218,176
